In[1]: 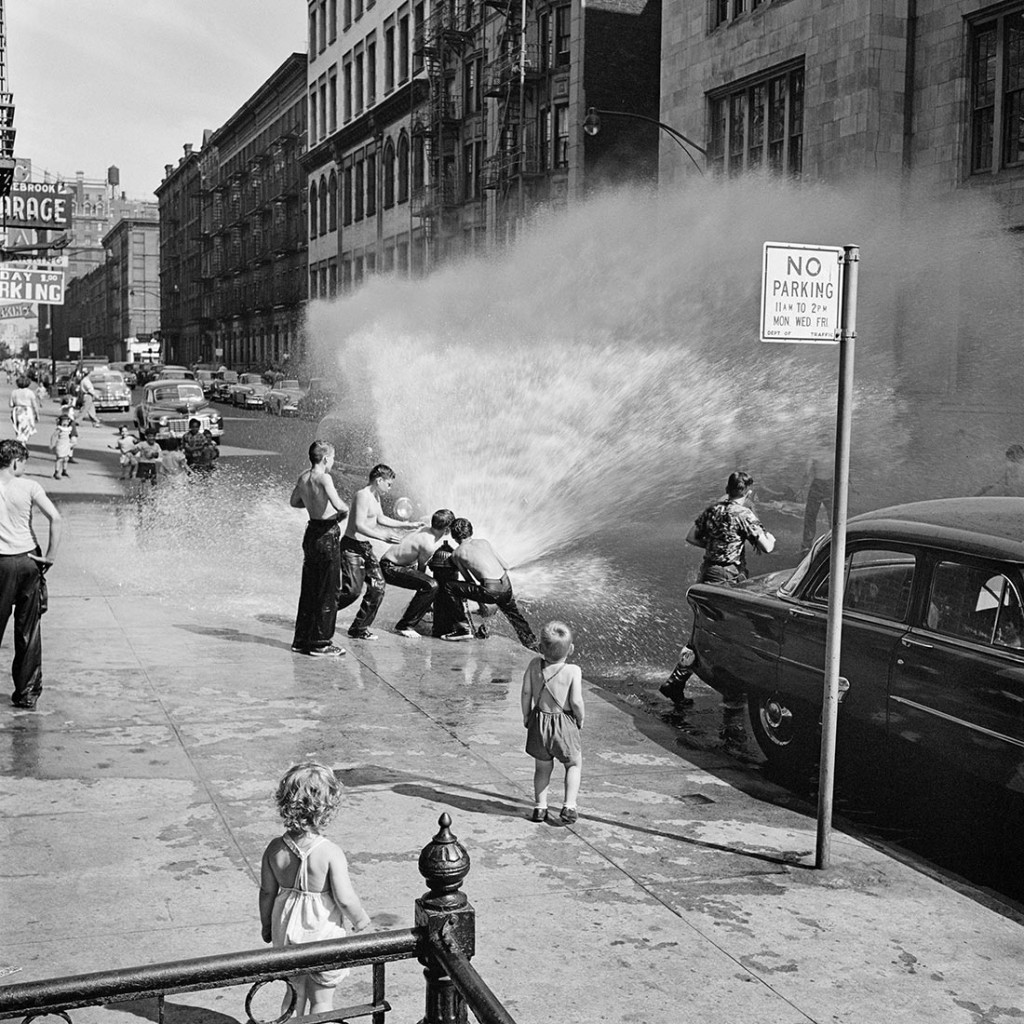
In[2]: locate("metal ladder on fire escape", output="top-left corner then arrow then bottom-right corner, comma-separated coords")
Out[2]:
0,0 -> 17,198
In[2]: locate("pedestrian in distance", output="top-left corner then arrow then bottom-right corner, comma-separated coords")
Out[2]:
337,464 -> 420,641
441,518 -> 537,648
0,440 -> 62,710
9,376 -> 40,443
260,763 -> 372,1019
109,426 -> 138,480
60,398 -> 79,462
379,508 -> 454,638
800,438 -> 835,554
77,371 -> 102,427
48,415 -> 74,479
290,440 -> 348,657
522,621 -> 584,825
661,470 -> 775,750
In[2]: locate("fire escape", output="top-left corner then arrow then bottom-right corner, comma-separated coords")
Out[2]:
482,0 -> 539,226
411,0 -> 474,262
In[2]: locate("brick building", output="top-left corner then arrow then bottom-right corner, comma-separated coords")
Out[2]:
157,54 -> 307,369
304,0 -> 660,296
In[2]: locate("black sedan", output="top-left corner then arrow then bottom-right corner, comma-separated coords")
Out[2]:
684,498 -> 1024,819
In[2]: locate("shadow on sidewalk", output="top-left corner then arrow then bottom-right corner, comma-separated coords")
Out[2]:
176,623 -> 292,651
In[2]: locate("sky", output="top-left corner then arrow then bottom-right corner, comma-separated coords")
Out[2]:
8,0 -> 308,199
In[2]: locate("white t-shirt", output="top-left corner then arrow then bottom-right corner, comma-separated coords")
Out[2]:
0,477 -> 44,555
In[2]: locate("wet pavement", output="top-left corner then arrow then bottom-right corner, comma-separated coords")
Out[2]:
1,395 -> 1023,1024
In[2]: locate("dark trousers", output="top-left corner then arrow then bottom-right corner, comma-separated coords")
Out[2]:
380,559 -> 437,629
445,575 -> 536,647
802,477 -> 833,550
430,566 -> 463,637
338,536 -> 385,633
292,516 -> 342,651
0,552 -> 44,704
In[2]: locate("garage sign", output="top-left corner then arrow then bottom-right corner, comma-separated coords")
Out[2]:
0,267 -> 65,304
761,242 -> 843,343
1,182 -> 73,232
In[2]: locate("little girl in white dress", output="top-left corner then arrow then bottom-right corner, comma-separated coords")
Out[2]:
260,763 -> 372,1017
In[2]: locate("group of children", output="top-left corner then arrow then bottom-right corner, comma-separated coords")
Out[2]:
260,618 -> 585,1016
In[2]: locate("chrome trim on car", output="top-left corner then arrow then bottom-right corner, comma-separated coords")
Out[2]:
889,695 -> 1024,749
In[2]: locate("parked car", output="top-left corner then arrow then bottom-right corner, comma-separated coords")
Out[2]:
87,370 -> 132,413
54,364 -> 77,395
154,365 -> 196,382
133,379 -> 225,446
227,372 -> 266,408
296,378 -> 337,420
264,379 -> 305,416
211,370 -> 239,402
684,497 -> 1024,819
195,369 -> 220,395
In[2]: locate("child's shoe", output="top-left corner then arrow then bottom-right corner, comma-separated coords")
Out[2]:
559,806 -> 578,825
529,807 -> 548,823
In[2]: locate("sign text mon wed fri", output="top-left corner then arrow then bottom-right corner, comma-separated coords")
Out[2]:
760,242 -> 843,344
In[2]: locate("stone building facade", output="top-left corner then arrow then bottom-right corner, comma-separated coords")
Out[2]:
157,55 -> 307,369
660,0 -> 1024,440
304,0 -> 660,296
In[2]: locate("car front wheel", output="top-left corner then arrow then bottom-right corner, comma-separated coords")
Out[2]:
748,692 -> 819,777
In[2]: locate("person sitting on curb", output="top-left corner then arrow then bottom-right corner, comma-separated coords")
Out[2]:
441,518 -> 537,648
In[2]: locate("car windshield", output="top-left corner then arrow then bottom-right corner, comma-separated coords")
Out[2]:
221,372 -> 238,383
152,385 -> 204,403
90,374 -> 122,385
778,534 -> 828,597
279,380 -> 300,390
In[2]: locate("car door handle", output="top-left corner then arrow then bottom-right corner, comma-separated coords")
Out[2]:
788,608 -> 816,619
901,637 -> 933,649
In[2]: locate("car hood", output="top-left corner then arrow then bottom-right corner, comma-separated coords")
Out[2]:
701,568 -> 794,597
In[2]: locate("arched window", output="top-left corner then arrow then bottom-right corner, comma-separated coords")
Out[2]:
412,135 -> 425,191
309,181 -> 318,238
328,170 -> 338,231
318,174 -> 328,235
383,140 -> 396,208
397,134 -> 410,203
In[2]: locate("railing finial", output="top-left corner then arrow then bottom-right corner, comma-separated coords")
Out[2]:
418,812 -> 470,908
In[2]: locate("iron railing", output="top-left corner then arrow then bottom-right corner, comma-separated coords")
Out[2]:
0,814 -> 515,1024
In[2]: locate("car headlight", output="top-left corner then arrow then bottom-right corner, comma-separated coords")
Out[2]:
159,416 -> 168,426
209,412 -> 220,423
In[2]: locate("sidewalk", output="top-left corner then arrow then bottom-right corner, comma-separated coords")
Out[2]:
1,396 -> 1022,1024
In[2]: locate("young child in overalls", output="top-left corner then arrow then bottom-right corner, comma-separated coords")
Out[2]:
521,620 -> 585,825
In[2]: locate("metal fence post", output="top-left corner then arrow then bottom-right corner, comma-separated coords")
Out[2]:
414,813 -> 474,1024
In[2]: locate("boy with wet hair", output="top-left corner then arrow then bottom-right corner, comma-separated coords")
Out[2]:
379,508 -> 455,638
338,463 -> 420,641
442,518 -> 537,648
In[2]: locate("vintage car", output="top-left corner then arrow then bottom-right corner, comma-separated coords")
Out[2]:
683,498 -> 1024,818
264,379 -> 305,416
87,370 -> 132,413
230,372 -> 269,408
54,364 -> 77,395
195,369 -> 220,395
133,379 -> 225,446
296,378 -> 337,420
154,365 -> 196,382
211,370 -> 239,402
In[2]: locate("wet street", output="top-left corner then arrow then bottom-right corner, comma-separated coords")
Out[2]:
84,391 -> 1024,918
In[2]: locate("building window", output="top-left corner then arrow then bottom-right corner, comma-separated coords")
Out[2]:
319,80 -> 328,138
367,151 -> 377,215
383,140 -> 396,207
554,105 -> 569,168
413,3 -> 424,73
328,171 -> 338,230
309,91 -> 318,145
398,134 -> 410,201
355,52 -> 364,113
539,11 -> 551,70
319,0 -> 327,51
412,135 -> 425,190
707,63 -> 803,177
344,0 -> 352,28
319,174 -> 328,234
309,7 -> 317,58
343,165 -> 353,225
385,26 -> 395,92
344,62 -> 353,121
329,69 -> 338,133
355,0 -> 363,19
310,265 -> 319,299
328,0 -> 337,41
367,41 -> 377,106
399,14 -> 410,82
329,258 -> 338,296
712,0 -> 766,30
969,11 -> 1024,174
355,160 -> 365,220
309,181 -> 318,237
554,5 -> 570,67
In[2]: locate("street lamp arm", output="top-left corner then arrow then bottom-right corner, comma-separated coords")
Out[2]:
585,107 -> 706,176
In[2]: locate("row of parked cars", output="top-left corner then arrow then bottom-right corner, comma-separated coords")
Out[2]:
196,370 -> 336,420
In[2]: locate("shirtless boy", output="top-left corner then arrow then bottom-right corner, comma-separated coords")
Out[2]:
337,463 -> 420,641
379,509 -> 455,638
442,518 -> 537,648
290,440 -> 349,657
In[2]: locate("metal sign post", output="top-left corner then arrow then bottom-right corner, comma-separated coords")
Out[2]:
815,244 -> 859,869
760,241 -> 859,869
